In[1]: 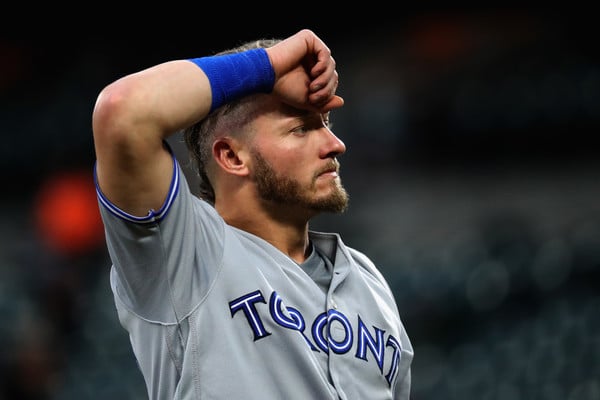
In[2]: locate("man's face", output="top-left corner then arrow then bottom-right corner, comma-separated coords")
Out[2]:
248,100 -> 348,214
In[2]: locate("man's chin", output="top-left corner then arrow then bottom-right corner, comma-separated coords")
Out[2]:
309,193 -> 349,214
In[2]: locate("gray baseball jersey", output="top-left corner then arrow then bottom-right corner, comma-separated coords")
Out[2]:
95,152 -> 413,399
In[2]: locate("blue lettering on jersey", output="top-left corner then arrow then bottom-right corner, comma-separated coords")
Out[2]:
228,290 -> 271,341
269,290 -> 319,351
229,290 -> 402,386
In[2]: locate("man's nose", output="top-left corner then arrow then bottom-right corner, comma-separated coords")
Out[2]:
321,128 -> 346,158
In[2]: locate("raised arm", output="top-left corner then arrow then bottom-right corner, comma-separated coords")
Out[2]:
92,59 -> 211,216
92,29 -> 343,217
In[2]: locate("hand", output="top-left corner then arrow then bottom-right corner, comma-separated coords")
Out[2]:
267,29 -> 344,113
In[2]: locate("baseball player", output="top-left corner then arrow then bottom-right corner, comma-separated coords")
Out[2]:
92,29 -> 413,399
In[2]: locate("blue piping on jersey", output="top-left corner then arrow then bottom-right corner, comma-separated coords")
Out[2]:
93,153 -> 180,224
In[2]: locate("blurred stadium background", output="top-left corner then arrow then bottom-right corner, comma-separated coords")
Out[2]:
1,8 -> 599,399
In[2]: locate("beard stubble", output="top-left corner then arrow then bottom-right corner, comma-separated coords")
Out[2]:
251,150 -> 349,214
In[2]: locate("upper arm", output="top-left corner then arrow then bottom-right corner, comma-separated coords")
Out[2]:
92,78 -> 174,217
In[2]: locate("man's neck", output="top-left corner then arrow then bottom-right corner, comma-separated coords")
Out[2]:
217,201 -> 312,263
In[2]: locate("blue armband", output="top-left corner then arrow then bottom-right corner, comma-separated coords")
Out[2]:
189,48 -> 275,112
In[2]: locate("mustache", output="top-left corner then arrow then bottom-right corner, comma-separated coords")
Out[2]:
315,160 -> 341,177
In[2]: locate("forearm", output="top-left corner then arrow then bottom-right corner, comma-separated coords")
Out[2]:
93,59 -> 212,147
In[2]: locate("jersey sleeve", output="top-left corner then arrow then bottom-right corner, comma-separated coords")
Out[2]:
94,148 -> 225,323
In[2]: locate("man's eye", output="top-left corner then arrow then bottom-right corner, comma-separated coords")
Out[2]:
291,126 -> 309,134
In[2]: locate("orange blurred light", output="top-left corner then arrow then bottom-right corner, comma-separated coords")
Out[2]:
34,170 -> 104,256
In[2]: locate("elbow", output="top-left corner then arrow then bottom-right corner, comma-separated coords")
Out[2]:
92,80 -> 140,146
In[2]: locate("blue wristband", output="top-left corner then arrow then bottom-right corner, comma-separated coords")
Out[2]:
189,48 -> 275,112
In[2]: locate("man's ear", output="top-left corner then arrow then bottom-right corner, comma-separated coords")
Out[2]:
212,138 -> 249,177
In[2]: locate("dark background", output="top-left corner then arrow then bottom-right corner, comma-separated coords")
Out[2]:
1,7 -> 599,399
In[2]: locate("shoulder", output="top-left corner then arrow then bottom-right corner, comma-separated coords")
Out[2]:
345,246 -> 390,286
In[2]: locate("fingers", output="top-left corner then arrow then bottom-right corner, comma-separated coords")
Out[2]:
308,59 -> 340,110
301,29 -> 337,91
304,31 -> 340,110
309,54 -> 337,90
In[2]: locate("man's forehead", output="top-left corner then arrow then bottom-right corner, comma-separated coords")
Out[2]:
254,96 -> 329,121
276,102 -> 328,120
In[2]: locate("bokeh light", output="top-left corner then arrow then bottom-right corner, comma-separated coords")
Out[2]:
33,170 -> 104,256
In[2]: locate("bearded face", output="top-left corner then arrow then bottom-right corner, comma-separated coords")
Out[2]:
251,148 -> 349,214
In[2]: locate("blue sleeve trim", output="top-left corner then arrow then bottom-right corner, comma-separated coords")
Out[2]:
94,150 -> 180,224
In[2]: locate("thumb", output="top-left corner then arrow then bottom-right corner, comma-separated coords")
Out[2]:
317,95 -> 345,113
